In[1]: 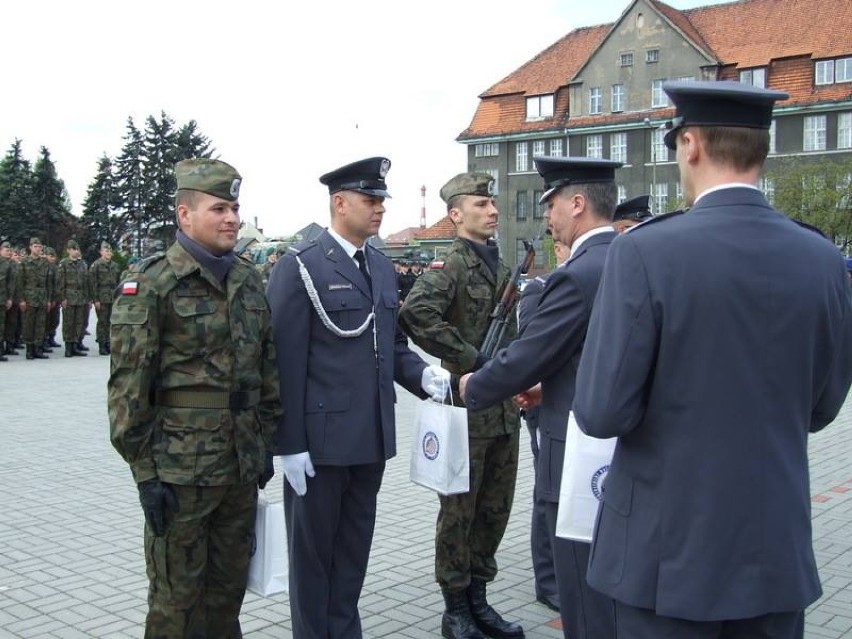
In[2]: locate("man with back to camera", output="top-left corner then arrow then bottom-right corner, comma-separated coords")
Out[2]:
108,158 -> 281,638
458,157 -> 622,639
574,81 -> 852,639
266,156 -> 448,639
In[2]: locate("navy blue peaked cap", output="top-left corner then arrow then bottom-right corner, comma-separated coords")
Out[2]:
320,157 -> 392,198
533,157 -> 623,204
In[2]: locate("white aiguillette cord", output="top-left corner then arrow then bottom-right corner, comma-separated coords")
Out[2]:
295,255 -> 376,340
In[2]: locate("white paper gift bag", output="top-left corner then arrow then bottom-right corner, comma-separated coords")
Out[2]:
555,411 -> 616,543
409,396 -> 470,496
247,490 -> 288,597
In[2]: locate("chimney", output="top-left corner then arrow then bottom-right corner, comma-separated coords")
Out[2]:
420,185 -> 427,229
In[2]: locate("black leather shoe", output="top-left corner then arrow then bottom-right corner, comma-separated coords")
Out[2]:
535,594 -> 560,612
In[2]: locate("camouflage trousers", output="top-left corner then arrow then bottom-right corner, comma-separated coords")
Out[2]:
95,302 -> 112,344
435,431 -> 519,591
21,304 -> 46,345
144,482 -> 257,639
61,304 -> 87,342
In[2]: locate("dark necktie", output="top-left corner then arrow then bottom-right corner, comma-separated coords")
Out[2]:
354,249 -> 372,290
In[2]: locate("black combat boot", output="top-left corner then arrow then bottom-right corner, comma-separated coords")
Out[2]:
441,588 -> 487,639
0,349 -> 7,362
40,340 -> 53,353
105,341 -> 111,354
26,344 -> 35,360
98,342 -> 109,356
34,345 -> 49,359
65,343 -> 75,358
4,341 -> 18,355
76,341 -> 89,352
47,335 -> 61,348
467,579 -> 525,638
73,343 -> 88,356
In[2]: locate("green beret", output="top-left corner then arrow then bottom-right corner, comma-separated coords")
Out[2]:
66,239 -> 79,250
439,172 -> 495,204
44,246 -> 56,256
29,237 -> 42,246
175,158 -> 242,201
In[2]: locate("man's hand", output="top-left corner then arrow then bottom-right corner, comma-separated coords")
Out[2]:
281,452 -> 315,496
137,479 -> 179,537
258,453 -> 275,490
459,372 -> 473,403
514,383 -> 542,410
18,301 -> 26,312
421,365 -> 451,402
94,301 -> 101,311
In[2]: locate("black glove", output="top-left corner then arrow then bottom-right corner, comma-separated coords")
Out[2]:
258,453 -> 275,490
137,479 -> 179,537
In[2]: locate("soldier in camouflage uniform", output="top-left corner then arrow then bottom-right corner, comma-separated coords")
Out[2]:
0,241 -> 13,361
4,247 -> 21,355
44,246 -> 61,350
90,241 -> 121,355
108,159 -> 281,639
16,237 -> 50,360
57,240 -> 91,357
399,172 -> 524,639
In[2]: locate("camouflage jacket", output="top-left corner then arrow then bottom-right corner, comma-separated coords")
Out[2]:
107,241 -> 282,486
57,257 -> 90,305
89,257 -> 121,303
399,238 -> 520,437
15,256 -> 49,305
0,257 -> 13,302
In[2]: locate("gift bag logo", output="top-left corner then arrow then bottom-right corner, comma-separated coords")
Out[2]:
422,431 -> 440,460
591,464 -> 609,500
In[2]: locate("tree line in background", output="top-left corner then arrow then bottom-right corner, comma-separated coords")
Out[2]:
0,112 -> 214,264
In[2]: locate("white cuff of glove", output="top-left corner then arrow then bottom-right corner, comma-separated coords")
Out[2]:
421,364 -> 451,402
280,451 -> 315,496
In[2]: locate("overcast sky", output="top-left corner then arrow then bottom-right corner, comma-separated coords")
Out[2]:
2,0 -> 725,240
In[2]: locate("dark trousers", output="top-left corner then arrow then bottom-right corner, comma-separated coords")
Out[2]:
544,501 -> 616,639
527,423 -> 557,599
285,462 -> 385,639
614,600 -> 804,639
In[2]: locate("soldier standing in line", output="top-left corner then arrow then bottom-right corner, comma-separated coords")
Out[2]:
43,246 -> 61,351
57,240 -> 90,358
0,241 -> 13,361
4,247 -> 22,355
89,241 -> 121,355
399,172 -> 524,639
108,158 -> 281,638
16,237 -> 50,360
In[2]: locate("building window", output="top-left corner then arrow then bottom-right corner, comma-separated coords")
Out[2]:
617,185 -> 627,204
549,138 -> 563,156
760,177 -> 775,205
526,94 -> 554,121
533,140 -> 545,157
839,113 -> 852,149
804,115 -> 827,151
815,57 -> 852,85
484,169 -> 499,195
652,128 -> 668,163
474,143 -> 499,157
533,190 -> 545,218
652,79 -> 669,108
739,67 -> 766,87
620,52 -> 634,67
816,60 -> 834,85
516,142 -> 529,172
653,183 -> 668,215
586,135 -> 603,159
676,182 -> 684,205
646,49 -> 659,63
516,191 -> 528,221
839,58 -> 852,82
611,132 -> 627,163
612,84 -> 625,112
589,87 -> 602,115
769,120 -> 777,154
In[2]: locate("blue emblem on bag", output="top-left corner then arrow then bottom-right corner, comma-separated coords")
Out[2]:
422,431 -> 440,460
590,465 -> 609,500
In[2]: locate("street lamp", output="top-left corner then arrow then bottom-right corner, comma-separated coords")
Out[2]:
644,117 -> 657,214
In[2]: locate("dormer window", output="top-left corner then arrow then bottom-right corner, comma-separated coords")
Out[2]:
739,67 -> 766,87
816,57 -> 852,85
526,94 -> 554,121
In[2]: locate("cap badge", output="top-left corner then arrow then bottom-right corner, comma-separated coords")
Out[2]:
379,159 -> 390,178
230,179 -> 241,199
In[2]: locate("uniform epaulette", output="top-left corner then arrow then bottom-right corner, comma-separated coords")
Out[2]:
288,240 -> 317,256
626,209 -> 686,233
130,252 -> 167,273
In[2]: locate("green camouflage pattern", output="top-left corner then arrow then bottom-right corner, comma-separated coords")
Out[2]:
399,238 -> 521,438
17,255 -> 49,344
107,240 -> 282,485
175,159 -> 242,202
57,257 -> 90,305
435,432 -> 520,590
90,257 -> 122,345
0,256 -> 12,341
144,482 -> 255,638
4,260 -> 18,345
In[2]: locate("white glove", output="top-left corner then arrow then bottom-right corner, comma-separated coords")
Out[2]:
421,364 -> 451,402
280,452 -> 315,496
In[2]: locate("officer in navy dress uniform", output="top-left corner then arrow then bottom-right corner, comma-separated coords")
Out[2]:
574,81 -> 852,639
612,193 -> 652,234
459,157 -> 622,639
266,156 -> 449,639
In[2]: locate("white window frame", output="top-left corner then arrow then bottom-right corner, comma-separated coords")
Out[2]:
652,79 -> 668,108
838,57 -> 852,83
586,135 -> 603,159
516,191 -> 528,221
760,177 -> 775,205
646,49 -> 659,63
617,185 -> 627,204
652,128 -> 667,163
816,60 -> 834,85
549,138 -> 563,156
653,182 -> 668,215
526,94 -> 554,121
533,190 -> 545,219
610,132 -> 627,163
620,52 -> 634,67
474,143 -> 498,158
516,142 -> 529,172
839,112 -> 852,150
612,84 -> 625,112
739,67 -> 766,87
804,115 -> 827,152
532,140 -> 545,158
769,120 -> 777,154
589,87 -> 602,115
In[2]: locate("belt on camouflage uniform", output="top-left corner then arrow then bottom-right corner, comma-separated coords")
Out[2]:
155,388 -> 261,410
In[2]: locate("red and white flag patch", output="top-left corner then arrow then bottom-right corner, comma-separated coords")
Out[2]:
122,281 -> 139,296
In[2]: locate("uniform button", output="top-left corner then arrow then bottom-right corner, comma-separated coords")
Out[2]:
341,302 -> 347,307
318,402 -> 324,408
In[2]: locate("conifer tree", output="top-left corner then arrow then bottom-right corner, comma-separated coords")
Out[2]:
31,146 -> 74,250
0,140 -> 36,246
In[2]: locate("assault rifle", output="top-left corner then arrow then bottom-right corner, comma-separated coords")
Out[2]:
480,240 -> 536,358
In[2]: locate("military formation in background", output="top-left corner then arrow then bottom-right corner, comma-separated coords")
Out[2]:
0,236 -> 121,361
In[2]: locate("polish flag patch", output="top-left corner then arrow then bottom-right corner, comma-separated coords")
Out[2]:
122,281 -> 139,296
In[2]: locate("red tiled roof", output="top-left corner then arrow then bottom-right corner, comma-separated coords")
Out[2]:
415,216 -> 457,241
384,227 -> 421,245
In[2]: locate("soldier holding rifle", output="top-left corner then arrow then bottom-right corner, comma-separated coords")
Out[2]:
400,172 -> 524,639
